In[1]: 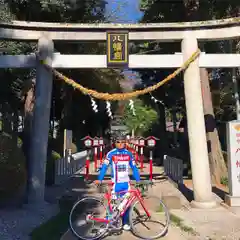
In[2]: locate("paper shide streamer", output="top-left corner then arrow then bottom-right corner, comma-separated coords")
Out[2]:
90,96 -> 98,113
106,101 -> 113,119
129,99 -> 136,116
150,93 -> 165,105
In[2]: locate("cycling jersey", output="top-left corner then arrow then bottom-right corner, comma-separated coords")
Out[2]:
98,147 -> 140,226
98,148 -> 140,191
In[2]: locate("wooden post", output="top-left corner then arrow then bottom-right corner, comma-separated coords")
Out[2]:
27,36 -> 54,204
182,36 -> 216,208
149,150 -> 153,181
94,147 -> 98,172
140,147 -> 144,171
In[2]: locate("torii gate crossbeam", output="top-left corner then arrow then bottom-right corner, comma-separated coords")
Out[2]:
0,17 -> 239,207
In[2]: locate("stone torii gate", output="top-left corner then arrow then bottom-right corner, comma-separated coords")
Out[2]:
0,18 -> 239,207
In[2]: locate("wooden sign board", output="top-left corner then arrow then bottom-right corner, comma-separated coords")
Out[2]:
107,31 -> 129,68
226,120 -> 240,199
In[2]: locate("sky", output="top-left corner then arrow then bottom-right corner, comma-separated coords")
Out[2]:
106,0 -> 143,23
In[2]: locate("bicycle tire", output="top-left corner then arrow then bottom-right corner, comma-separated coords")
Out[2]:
129,195 -> 170,239
69,197 -> 109,240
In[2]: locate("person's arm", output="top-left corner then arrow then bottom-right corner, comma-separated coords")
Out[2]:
129,152 -> 140,182
98,152 -> 111,181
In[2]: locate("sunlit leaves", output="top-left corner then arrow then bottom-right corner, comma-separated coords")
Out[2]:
122,98 -> 158,135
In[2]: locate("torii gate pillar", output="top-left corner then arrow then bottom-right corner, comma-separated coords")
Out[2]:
27,36 -> 54,204
182,36 -> 217,208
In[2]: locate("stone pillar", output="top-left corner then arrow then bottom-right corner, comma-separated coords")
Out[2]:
182,36 -> 217,208
28,36 -> 54,204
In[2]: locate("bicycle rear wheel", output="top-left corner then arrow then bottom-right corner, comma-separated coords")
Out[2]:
69,197 -> 109,240
129,195 -> 170,239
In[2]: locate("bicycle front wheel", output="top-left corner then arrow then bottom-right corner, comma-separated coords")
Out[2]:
69,197 -> 109,240
129,195 -> 170,239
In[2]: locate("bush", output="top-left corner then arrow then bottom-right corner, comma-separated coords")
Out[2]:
51,150 -> 61,161
0,132 -> 27,203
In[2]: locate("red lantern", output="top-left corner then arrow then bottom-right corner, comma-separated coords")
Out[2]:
139,137 -> 145,147
82,136 -> 93,148
145,136 -> 159,180
138,137 -> 145,171
146,136 -> 159,148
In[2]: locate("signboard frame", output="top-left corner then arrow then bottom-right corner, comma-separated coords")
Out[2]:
107,31 -> 129,68
226,120 -> 240,198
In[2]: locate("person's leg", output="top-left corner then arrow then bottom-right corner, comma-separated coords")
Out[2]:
114,182 -> 131,230
122,207 -> 130,225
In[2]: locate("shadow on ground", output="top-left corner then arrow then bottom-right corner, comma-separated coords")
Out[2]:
31,176 -> 95,240
212,186 -> 228,201
177,183 -> 228,203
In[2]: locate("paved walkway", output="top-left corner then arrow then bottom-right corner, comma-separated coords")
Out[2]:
61,224 -> 195,240
60,163 -> 194,240
171,207 -> 240,240
50,161 -> 240,240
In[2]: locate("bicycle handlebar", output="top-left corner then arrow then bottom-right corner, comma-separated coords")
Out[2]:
84,179 -> 154,194
84,179 -> 154,186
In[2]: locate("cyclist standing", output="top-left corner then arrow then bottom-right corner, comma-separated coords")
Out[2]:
96,134 -> 140,231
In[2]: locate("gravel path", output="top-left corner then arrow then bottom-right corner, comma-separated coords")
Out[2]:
0,202 -> 58,240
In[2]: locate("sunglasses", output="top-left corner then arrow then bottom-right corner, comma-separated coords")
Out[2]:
116,141 -> 126,144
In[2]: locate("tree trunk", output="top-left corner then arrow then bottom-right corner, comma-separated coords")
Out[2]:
22,79 -> 35,154
22,79 -> 35,200
200,68 -> 227,184
2,103 -> 12,134
131,129 -> 135,137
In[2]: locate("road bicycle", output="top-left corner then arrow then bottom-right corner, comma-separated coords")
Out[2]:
69,180 -> 170,240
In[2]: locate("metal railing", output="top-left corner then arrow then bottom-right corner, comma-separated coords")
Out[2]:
55,150 -> 88,184
163,155 -> 183,184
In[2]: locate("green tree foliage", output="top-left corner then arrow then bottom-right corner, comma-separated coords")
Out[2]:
122,98 -> 158,136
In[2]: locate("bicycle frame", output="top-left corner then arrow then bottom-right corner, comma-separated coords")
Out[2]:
89,184 -> 151,224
